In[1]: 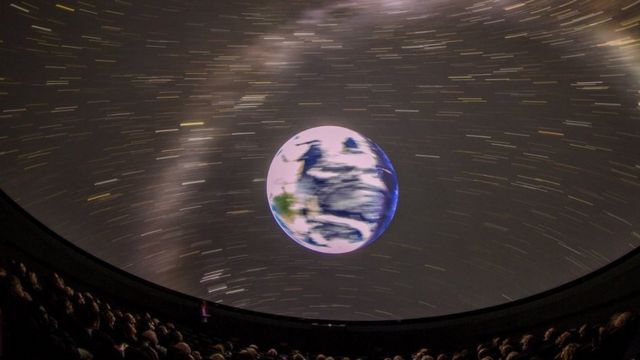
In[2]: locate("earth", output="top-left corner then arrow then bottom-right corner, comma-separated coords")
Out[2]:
266,126 -> 399,254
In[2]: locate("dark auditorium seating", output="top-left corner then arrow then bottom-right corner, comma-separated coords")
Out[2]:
1,257 -> 638,360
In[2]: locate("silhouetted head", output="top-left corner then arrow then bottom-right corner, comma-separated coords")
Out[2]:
237,350 -> 254,360
175,342 -> 192,355
557,343 -> 579,360
555,331 -> 576,348
246,347 -> 258,360
210,354 -> 226,360
544,327 -> 558,342
168,330 -> 183,346
477,348 -> 492,359
505,352 -> 519,360
499,345 -> 513,358
79,307 -> 101,330
142,329 -> 159,347
520,334 -> 539,353
613,312 -> 633,328
265,348 -> 278,360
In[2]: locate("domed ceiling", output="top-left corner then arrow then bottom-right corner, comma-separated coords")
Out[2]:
1,0 -> 639,320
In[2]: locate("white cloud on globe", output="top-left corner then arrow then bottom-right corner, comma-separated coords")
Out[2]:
266,126 -> 399,254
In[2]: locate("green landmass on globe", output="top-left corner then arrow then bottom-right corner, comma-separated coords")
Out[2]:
273,191 -> 296,221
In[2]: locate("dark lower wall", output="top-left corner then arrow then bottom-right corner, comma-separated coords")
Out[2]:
1,189 -> 639,356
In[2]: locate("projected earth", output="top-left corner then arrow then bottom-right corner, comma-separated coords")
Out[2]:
267,126 -> 398,254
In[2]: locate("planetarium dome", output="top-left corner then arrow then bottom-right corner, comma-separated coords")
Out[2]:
1,0 -> 639,323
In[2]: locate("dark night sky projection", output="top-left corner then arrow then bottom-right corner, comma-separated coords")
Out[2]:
1,0 -> 640,321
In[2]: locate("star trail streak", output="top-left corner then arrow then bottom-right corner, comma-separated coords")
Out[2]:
1,0 -> 640,320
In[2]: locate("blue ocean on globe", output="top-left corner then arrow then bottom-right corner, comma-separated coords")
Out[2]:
266,126 -> 399,254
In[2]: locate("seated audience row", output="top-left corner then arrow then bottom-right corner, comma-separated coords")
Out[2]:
0,259 -> 637,360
